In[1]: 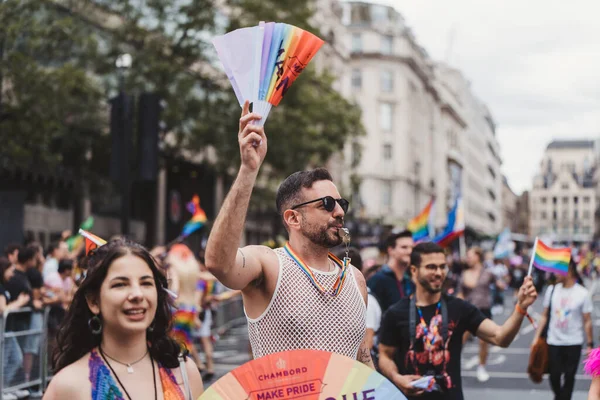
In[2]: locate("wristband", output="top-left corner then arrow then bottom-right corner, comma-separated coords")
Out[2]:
515,304 -> 527,316
515,304 -> 537,329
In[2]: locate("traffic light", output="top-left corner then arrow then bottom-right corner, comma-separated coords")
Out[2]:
109,93 -> 134,183
137,93 -> 162,181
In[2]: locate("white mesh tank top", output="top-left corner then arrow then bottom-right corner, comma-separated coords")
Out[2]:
247,248 -> 366,359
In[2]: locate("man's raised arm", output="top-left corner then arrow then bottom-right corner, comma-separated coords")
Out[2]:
205,101 -> 270,290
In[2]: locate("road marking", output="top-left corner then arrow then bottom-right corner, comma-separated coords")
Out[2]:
465,347 -> 590,355
486,355 -> 506,366
463,356 -> 479,370
461,371 -> 591,381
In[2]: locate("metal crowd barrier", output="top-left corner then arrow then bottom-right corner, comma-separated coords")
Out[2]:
0,307 -> 50,398
212,296 -> 246,336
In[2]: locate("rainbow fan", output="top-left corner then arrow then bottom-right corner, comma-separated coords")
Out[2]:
201,349 -> 406,400
212,22 -> 325,126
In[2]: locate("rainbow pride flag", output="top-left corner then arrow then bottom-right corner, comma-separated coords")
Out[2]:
433,197 -> 464,247
530,238 -> 571,276
78,229 -> 107,255
181,195 -> 208,237
407,199 -> 435,242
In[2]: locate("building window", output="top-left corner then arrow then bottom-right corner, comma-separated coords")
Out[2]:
562,210 -> 568,220
574,210 -> 579,220
382,181 -> 392,207
583,226 -> 591,234
541,211 -> 547,220
381,35 -> 393,55
561,183 -> 569,189
562,197 -> 569,204
351,33 -> 363,53
552,197 -> 557,205
487,189 -> 496,201
351,69 -> 362,89
553,210 -> 557,220
351,141 -> 361,167
379,102 -> 393,132
381,70 -> 393,92
584,196 -> 591,204
574,196 -> 579,204
583,210 -> 591,219
371,5 -> 390,23
383,144 -> 392,159
540,197 -> 547,204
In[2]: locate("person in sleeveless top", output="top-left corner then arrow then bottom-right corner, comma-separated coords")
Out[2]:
165,243 -> 212,374
205,101 -> 373,368
44,238 -> 203,399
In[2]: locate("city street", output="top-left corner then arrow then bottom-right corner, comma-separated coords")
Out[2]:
202,286 -> 599,399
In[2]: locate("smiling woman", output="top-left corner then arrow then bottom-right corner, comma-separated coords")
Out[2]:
43,239 -> 203,400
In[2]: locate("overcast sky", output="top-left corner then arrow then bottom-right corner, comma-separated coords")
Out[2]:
349,0 -> 600,195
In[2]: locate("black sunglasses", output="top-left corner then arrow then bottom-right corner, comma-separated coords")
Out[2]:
291,196 -> 350,214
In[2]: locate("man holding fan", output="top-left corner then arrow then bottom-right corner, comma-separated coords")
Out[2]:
205,103 -> 373,368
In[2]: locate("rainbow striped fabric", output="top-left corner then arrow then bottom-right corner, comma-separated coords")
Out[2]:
407,199 -> 435,242
532,239 -> 571,276
283,243 -> 349,297
181,195 -> 208,237
79,229 -> 107,255
433,198 -> 464,247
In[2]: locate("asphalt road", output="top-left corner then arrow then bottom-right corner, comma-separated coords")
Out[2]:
202,283 -> 600,399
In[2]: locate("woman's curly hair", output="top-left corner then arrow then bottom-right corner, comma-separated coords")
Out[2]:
52,238 -> 184,372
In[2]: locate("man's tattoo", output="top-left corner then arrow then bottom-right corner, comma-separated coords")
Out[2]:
238,249 -> 246,268
358,348 -> 372,364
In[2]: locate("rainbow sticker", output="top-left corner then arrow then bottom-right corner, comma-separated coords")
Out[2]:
200,350 -> 406,400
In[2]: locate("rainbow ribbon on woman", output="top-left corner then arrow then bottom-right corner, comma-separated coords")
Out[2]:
283,242 -> 349,297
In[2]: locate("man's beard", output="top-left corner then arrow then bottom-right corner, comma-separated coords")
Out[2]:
301,218 -> 343,249
417,273 -> 444,294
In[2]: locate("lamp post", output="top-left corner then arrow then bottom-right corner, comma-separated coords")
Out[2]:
115,53 -> 133,235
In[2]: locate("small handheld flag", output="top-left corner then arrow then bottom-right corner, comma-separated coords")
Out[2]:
65,217 -> 95,251
181,195 -> 208,238
79,229 -> 107,256
433,197 -> 464,247
527,237 -> 571,277
407,198 -> 435,242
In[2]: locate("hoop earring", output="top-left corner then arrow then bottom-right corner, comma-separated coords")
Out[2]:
88,315 -> 102,335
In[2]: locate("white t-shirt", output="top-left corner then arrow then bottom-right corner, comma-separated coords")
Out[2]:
43,258 -> 58,280
543,283 -> 592,346
366,293 -> 382,332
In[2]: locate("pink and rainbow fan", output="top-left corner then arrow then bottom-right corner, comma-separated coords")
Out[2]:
212,22 -> 325,126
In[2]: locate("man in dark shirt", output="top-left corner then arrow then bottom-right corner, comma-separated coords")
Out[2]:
5,245 -> 36,310
4,243 -> 20,267
378,242 -> 538,400
368,230 -> 414,313
5,244 -> 44,382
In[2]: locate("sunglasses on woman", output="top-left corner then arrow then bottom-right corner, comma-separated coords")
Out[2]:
291,196 -> 350,214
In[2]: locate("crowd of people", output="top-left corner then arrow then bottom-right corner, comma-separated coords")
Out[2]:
1,103 -> 599,400
341,230 -> 599,400
0,233 -> 234,399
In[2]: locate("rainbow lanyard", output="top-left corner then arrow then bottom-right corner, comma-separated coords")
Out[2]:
417,302 -> 441,351
283,242 -> 349,297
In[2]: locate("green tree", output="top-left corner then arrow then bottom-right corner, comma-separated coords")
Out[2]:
0,0 -> 107,173
0,0 -> 364,194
